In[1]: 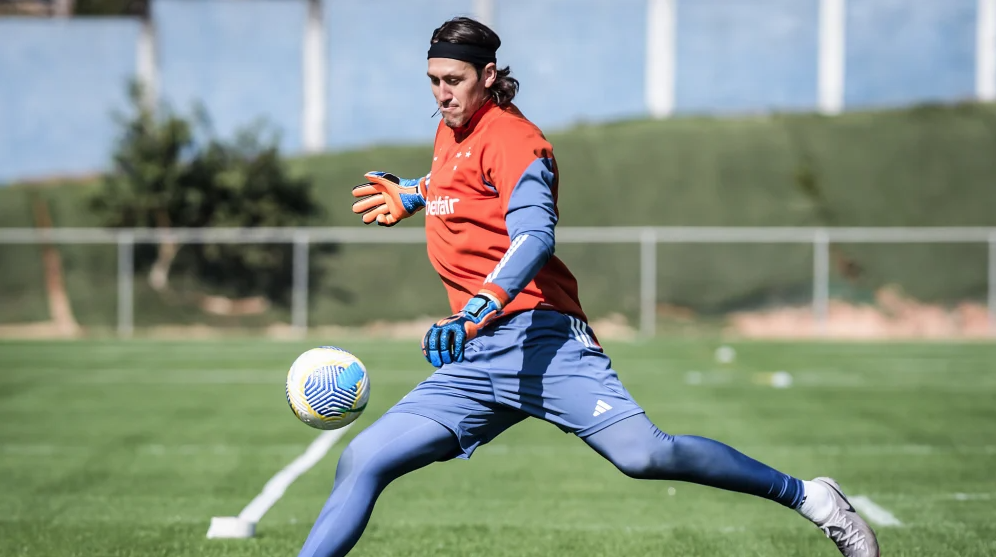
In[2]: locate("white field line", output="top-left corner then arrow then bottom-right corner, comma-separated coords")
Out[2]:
851,495 -> 903,527
857,492 -> 996,503
679,368 -> 996,389
236,425 -> 352,524
952,492 -> 995,501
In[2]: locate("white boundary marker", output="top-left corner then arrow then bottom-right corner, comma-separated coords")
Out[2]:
850,495 -> 903,527
207,425 -> 353,539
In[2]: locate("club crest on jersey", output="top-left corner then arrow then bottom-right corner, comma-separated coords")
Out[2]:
427,196 -> 460,217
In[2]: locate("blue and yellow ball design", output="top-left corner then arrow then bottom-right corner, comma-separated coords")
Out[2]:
285,346 -> 370,430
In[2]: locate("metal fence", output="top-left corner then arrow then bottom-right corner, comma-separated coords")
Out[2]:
1,226 -> 994,338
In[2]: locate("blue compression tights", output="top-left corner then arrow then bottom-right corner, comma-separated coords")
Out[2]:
297,413 -> 803,557
297,414 -> 457,557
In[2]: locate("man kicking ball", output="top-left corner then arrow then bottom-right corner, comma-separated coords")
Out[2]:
298,16 -> 880,557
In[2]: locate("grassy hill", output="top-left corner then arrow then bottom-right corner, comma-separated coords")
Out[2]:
2,102 -> 994,329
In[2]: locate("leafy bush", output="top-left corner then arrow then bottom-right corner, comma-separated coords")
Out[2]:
91,83 -> 333,309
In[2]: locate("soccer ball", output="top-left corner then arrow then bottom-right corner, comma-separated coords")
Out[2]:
285,346 -> 370,430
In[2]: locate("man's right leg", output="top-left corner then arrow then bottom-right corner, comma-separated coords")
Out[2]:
297,413 -> 458,557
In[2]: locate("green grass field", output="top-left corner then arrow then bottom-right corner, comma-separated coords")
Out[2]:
1,338 -> 994,556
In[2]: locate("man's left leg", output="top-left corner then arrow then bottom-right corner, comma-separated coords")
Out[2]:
583,413 -> 879,557
585,412 -> 802,502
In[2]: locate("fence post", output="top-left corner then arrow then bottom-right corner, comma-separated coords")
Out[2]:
117,231 -> 134,338
639,228 -> 657,339
989,231 -> 996,335
813,229 -> 830,335
292,232 -> 311,336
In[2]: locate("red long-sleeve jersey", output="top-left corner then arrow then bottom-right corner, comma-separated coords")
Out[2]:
424,100 -> 587,322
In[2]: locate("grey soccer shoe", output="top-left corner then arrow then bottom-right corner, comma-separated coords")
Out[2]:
811,477 -> 880,557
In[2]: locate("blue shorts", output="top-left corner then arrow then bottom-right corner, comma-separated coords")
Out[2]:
387,310 -> 646,459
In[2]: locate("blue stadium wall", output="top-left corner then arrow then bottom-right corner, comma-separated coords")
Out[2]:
0,18 -> 140,183
0,0 -> 986,184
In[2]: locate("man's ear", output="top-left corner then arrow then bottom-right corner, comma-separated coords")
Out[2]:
483,63 -> 498,89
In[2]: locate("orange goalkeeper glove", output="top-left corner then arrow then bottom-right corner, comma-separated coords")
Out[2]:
351,171 -> 427,227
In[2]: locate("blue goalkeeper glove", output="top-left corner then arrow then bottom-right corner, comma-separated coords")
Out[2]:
351,171 -> 427,227
422,291 -> 504,367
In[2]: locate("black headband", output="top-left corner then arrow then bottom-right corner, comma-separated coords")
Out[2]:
427,41 -> 497,67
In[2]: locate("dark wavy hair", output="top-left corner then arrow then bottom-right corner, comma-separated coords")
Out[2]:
430,17 -> 519,106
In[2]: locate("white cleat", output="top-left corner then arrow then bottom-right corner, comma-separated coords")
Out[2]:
811,477 -> 880,557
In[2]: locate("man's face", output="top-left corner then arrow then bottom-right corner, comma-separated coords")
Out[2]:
427,57 -> 496,128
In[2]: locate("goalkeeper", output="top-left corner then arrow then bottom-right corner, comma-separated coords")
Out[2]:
299,16 -> 879,557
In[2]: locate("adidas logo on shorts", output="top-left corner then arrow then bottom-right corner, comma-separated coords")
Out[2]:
592,399 -> 613,417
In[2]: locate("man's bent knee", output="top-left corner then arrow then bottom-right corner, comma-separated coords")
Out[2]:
605,437 -> 684,480
608,450 -> 661,480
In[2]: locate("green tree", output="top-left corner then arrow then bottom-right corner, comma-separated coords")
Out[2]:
91,84 -> 334,314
